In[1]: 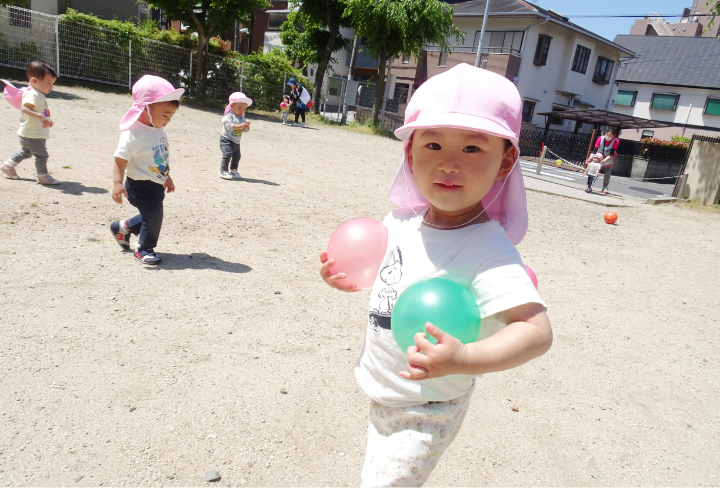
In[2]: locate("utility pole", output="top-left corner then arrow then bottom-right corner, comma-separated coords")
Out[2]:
474,0 -> 491,68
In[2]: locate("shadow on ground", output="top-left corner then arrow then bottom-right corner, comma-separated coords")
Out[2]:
45,181 -> 108,195
145,252 -> 252,273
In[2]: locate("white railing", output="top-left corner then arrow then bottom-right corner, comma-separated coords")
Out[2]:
648,13 -> 674,36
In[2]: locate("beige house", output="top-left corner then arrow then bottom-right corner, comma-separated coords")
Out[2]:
388,0 -> 635,133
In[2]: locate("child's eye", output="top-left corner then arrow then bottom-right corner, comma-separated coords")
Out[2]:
463,146 -> 480,153
427,143 -> 441,150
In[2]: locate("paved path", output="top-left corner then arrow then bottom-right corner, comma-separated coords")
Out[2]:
519,159 -> 678,202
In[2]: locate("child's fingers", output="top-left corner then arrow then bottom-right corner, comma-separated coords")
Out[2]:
319,251 -> 329,264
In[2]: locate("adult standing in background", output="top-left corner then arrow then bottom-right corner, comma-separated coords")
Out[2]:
287,78 -> 308,128
595,128 -> 619,194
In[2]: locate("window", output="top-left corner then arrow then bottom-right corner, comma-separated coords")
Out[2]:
571,45 -> 591,73
438,51 -> 448,68
476,31 -> 525,56
641,130 -> 655,139
267,12 -> 288,31
533,35 -> 552,66
522,101 -> 536,123
704,97 -> 720,116
650,93 -> 680,111
615,90 -> 637,107
592,57 -> 615,84
401,55 -> 410,64
9,6 -> 31,28
548,107 -> 567,125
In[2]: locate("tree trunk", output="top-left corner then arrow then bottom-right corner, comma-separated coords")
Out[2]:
311,24 -> 339,115
371,49 -> 388,125
195,32 -> 209,97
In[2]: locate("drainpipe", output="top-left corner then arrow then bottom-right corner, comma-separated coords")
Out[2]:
681,95 -> 696,137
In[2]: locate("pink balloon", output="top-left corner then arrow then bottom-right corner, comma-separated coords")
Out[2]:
327,218 -> 388,289
280,102 -> 288,109
525,265 -> 538,289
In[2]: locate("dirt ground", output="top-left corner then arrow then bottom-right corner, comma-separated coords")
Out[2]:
1,81 -> 719,487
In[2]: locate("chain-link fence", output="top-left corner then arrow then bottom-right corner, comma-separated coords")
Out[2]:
0,5 -> 299,108
318,77 -> 409,131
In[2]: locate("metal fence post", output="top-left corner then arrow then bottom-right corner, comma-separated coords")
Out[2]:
380,56 -> 394,126
239,61 -> 244,92
283,72 -> 286,94
536,146 -> 547,174
336,79 -> 344,122
55,15 -> 60,74
128,39 -> 132,89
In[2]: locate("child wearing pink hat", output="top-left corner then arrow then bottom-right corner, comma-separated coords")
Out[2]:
109,75 -> 184,265
583,152 -> 604,193
219,92 -> 252,180
319,64 -> 552,486
1,60 -> 59,185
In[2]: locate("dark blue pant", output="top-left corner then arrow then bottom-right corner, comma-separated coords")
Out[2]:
125,178 -> 165,251
219,136 -> 241,172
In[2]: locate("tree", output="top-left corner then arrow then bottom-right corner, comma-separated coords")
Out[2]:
280,0 -> 351,114
344,0 -> 462,124
145,0 -> 271,97
707,0 -> 720,31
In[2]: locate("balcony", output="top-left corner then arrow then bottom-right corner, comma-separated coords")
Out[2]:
425,45 -> 521,81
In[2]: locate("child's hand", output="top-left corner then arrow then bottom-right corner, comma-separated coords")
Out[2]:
41,117 -> 52,128
164,176 -> 175,193
319,251 -> 361,292
399,323 -> 469,380
112,183 -> 128,204
240,122 -> 250,131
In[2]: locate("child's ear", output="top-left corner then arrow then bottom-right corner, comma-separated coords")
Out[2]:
496,142 -> 518,181
406,137 -> 414,170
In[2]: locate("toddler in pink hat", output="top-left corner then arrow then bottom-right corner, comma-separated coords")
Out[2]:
218,92 -> 252,180
319,63 -> 552,486
109,75 -> 184,265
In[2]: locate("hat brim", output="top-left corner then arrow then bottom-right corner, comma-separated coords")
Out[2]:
229,97 -> 253,107
153,87 -> 185,103
394,112 -> 519,148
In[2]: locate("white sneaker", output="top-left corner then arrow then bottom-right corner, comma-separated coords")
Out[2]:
219,171 -> 234,180
37,173 -> 59,185
230,170 -> 241,180
300,122 -> 306,128
0,160 -> 19,180
291,122 -> 298,127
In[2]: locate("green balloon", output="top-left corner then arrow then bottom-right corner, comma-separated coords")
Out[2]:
391,278 -> 482,353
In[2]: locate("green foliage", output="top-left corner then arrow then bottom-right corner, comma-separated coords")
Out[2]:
225,49 -> 311,111
60,9 -> 226,55
281,0 -> 351,67
344,0 -> 463,62
671,135 -> 691,144
0,32 -> 41,69
0,1 -> 29,5
706,0 -> 719,30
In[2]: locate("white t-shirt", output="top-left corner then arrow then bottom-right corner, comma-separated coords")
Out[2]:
113,121 -> 170,184
220,112 -> 248,144
18,88 -> 50,139
586,161 -> 601,175
354,207 -> 546,407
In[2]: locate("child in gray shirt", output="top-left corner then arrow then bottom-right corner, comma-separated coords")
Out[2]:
219,92 -> 252,180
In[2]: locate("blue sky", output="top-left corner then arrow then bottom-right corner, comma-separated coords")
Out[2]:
533,0 -> 696,41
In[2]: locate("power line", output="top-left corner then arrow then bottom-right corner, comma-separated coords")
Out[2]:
565,14 -> 715,18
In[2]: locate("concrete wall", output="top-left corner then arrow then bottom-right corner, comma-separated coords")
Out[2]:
610,82 -> 720,140
684,138 -> 720,204
31,0 -> 57,15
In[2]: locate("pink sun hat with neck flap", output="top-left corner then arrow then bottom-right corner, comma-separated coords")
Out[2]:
388,63 -> 528,245
119,75 -> 184,130
224,92 -> 253,115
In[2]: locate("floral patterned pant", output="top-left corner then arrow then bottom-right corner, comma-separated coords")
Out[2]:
360,382 -> 475,487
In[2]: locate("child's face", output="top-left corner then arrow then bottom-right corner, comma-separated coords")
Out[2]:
231,102 -> 248,116
142,101 -> 178,128
592,156 -> 601,162
30,74 -> 56,94
408,128 -> 517,214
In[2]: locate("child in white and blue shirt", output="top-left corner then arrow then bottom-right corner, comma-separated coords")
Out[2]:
219,92 -> 252,180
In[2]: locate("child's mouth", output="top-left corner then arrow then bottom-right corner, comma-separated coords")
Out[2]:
435,182 -> 462,190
